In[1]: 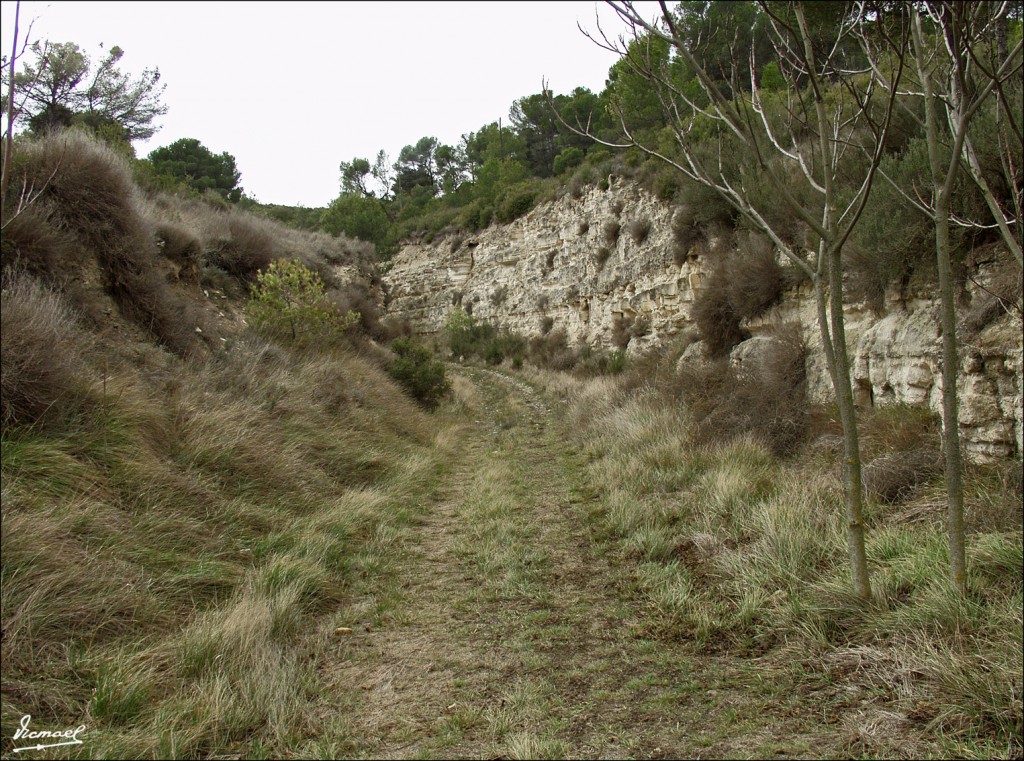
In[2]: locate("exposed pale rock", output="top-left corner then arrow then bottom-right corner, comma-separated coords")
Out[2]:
383,181 -> 1022,462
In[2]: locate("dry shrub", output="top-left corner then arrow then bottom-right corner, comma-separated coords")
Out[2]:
212,215 -> 279,284
611,313 -> 634,350
540,315 -> 555,335
692,265 -> 746,357
594,246 -> 612,271
1,273 -> 95,430
577,220 -> 590,235
674,327 -> 808,456
328,282 -> 386,341
692,235 -> 784,357
729,232 -> 785,318
608,312 -> 651,349
528,328 -> 577,371
544,250 -> 557,275
629,218 -> 652,244
862,447 -> 942,504
603,220 -> 622,245
155,222 -> 202,286
963,252 -> 1023,335
19,131 -> 203,356
672,206 -> 702,266
0,205 -> 77,282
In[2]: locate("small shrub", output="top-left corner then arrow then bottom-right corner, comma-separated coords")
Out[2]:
537,293 -> 550,310
328,282 -> 385,341
1,274 -> 95,430
963,253 -> 1022,335
388,338 -> 450,409
629,218 -> 652,244
496,186 -> 537,224
594,246 -> 612,271
728,232 -> 784,320
692,267 -> 745,357
576,348 -> 627,377
246,259 -> 358,347
671,206 -> 701,266
610,199 -> 624,216
155,222 -> 202,285
603,220 -> 621,245
673,327 -> 808,456
611,313 -> 634,350
215,216 -> 279,284
862,448 -> 942,504
528,328 -> 577,371
631,315 -> 651,339
540,316 -> 555,335
0,205 -> 74,282
577,220 -> 590,235
490,285 -> 508,307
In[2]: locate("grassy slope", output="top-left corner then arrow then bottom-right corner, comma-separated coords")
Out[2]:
2,129 -> 1021,760
0,336 -> 461,758
1,130 -> 442,758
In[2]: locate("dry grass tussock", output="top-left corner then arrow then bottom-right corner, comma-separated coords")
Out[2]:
545,350 -> 1022,755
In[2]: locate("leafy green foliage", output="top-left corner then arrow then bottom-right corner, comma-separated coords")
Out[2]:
320,194 -> 396,255
147,138 -> 242,201
246,260 -> 358,347
388,338 -> 450,408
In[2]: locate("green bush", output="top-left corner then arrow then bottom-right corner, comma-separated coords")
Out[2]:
553,147 -> 584,176
246,259 -> 358,347
388,338 -> 450,409
495,185 -> 538,224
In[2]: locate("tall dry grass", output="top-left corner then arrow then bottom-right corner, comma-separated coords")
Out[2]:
523,360 -> 1022,755
1,128 -> 453,758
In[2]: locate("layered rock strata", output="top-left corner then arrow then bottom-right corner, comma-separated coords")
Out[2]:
383,180 -> 1022,462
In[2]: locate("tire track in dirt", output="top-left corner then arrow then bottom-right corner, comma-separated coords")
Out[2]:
329,366 -> 828,759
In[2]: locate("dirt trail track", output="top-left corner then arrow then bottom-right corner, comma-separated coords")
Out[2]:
331,368 -> 824,760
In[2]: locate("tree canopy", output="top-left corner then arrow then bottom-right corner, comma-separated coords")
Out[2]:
147,138 -> 242,201
3,40 -> 167,141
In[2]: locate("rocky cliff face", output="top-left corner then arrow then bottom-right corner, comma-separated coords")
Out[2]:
383,179 -> 1022,462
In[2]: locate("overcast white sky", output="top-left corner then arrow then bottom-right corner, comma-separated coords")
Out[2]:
1,1 -> 660,207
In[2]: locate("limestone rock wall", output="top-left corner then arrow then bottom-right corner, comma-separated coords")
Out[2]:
383,180 -> 1022,462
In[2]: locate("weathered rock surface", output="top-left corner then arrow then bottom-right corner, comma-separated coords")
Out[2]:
383,180 -> 1022,462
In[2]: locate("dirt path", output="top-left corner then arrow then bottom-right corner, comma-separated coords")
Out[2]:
328,367 -> 829,760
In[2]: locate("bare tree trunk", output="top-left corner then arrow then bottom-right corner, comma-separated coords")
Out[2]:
913,8 -> 967,595
1,0 -> 21,208
814,264 -> 871,598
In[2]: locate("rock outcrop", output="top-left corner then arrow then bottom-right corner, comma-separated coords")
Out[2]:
383,179 -> 1022,462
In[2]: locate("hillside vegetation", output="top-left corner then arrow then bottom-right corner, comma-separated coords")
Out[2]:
1,1 -> 1022,758
0,129 -> 455,756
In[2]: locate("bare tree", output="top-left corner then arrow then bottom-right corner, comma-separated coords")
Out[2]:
549,1 -> 910,598
872,2 -> 1022,594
